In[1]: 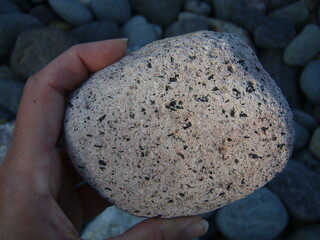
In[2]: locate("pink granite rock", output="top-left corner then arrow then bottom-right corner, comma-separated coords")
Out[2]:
64,31 -> 294,218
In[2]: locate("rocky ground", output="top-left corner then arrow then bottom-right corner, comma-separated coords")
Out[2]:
0,0 -> 320,239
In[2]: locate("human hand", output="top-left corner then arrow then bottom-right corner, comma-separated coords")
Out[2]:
0,39 -> 209,240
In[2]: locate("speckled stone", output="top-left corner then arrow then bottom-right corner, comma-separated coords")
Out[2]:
64,31 -> 294,218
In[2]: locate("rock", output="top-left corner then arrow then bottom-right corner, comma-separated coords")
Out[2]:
259,49 -> 301,107
81,206 -> 144,240
10,0 -> 31,12
215,187 -> 288,240
89,0 -> 131,25
184,0 -> 211,16
254,18 -> 296,49
179,12 -> 252,46
245,0 -> 266,13
0,13 -> 43,57
295,149 -> 320,176
29,4 -> 60,25
287,225 -> 320,240
164,18 -> 209,38
292,109 -> 318,132
0,0 -> 20,13
150,23 -> 163,39
309,127 -> 320,161
121,15 -> 157,51
0,121 -> 15,164
71,21 -> 120,43
268,160 -> 320,221
262,0 -> 297,11
64,31 -> 294,218
284,24 -> 320,66
0,78 -> 24,115
0,65 -> 20,81
129,0 -> 183,27
48,0 -> 93,26
300,60 -> 320,105
10,26 -> 78,79
0,107 -> 13,124
268,1 -> 309,27
293,121 -> 310,151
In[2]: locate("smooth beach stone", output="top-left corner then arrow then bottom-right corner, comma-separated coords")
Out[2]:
64,31 -> 294,218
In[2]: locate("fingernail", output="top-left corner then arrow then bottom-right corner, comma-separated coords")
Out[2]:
182,218 -> 209,240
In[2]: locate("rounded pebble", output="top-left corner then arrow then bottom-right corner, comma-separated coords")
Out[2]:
216,187 -> 288,240
71,20 -> 120,43
309,127 -> 320,161
48,0 -> 93,26
293,121 -> 310,150
184,0 -> 211,16
295,149 -> 320,176
284,24 -> 320,66
89,0 -> 131,25
0,78 -> 24,115
300,60 -> 320,105
268,160 -> 320,221
0,0 -> 20,14
164,18 -> 209,38
64,31 -> 294,218
287,225 -> 320,240
292,109 -> 318,132
0,13 -> 43,57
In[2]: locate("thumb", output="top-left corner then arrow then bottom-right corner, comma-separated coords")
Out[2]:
109,216 -> 209,240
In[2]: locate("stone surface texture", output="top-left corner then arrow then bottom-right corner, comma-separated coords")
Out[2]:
64,31 -> 294,218
0,121 -> 15,164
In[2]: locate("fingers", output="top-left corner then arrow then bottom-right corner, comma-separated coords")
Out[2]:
13,39 -> 127,156
110,216 -> 209,240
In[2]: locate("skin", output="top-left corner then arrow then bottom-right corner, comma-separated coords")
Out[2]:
0,39 -> 208,240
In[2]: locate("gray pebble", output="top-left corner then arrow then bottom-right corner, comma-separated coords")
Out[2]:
284,24 -> 320,66
164,18 -> 209,38
254,18 -> 296,49
150,23 -> 163,40
10,0 -> 31,12
29,4 -> 60,25
292,109 -> 318,132
184,0 -> 211,16
89,0 -> 131,25
64,31 -> 294,218
216,187 -> 288,240
0,13 -> 43,57
268,1 -> 309,26
0,0 -> 20,13
287,225 -> 320,240
0,121 -> 15,164
129,0 -> 183,27
293,121 -> 310,151
309,127 -> 320,161
10,26 -> 78,78
295,149 -> 320,176
0,78 -> 24,115
72,20 -> 120,43
259,49 -> 301,107
0,65 -> 20,81
121,15 -> 157,51
300,60 -> 320,105
0,107 -> 13,124
48,0 -> 93,26
268,160 -> 320,221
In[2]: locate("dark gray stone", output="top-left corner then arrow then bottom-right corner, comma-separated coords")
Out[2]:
89,0 -> 131,25
121,15 -> 157,51
268,1 -> 309,26
216,187 -> 288,240
10,0 -> 31,12
287,225 -> 320,240
0,13 -> 43,57
150,23 -> 163,39
292,109 -> 318,132
71,20 -> 120,42
184,0 -> 211,16
0,78 -> 24,115
268,160 -> 320,221
284,24 -> 320,66
254,18 -> 296,49
259,49 -> 301,107
262,0 -> 298,11
295,149 -> 320,176
29,4 -> 60,25
164,18 -> 209,38
0,107 -> 13,124
10,26 -> 78,78
48,0 -> 93,25
0,121 -> 15,164
300,60 -> 320,105
0,0 -> 20,13
0,65 -> 20,81
293,121 -> 310,150
129,0 -> 183,27
309,127 -> 320,161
